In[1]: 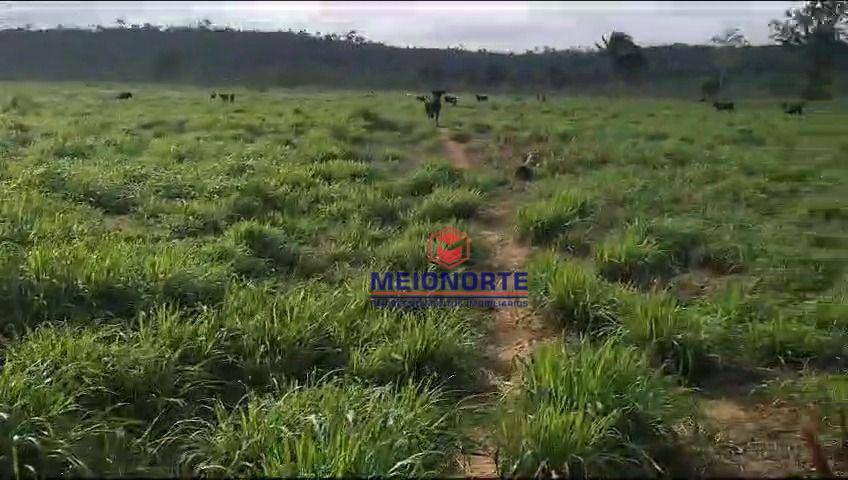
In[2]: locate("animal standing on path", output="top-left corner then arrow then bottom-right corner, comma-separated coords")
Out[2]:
713,101 -> 734,112
514,150 -> 540,184
425,90 -> 445,126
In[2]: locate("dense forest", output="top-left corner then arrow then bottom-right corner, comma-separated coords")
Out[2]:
1,25 -> 847,96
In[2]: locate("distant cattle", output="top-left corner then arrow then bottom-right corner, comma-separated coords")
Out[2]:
782,101 -> 805,115
210,92 -> 217,99
218,93 -> 235,103
116,91 -> 133,100
713,101 -> 734,112
476,94 -> 488,102
444,95 -> 458,105
415,95 -> 428,102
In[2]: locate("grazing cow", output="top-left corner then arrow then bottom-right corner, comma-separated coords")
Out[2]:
424,90 -> 445,126
116,91 -> 133,100
713,101 -> 735,112
476,94 -> 488,102
782,101 -> 805,115
415,95 -> 428,102
444,95 -> 458,105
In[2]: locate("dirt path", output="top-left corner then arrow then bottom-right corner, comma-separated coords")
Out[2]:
438,130 -> 832,478
439,130 -> 556,476
696,368 -> 843,477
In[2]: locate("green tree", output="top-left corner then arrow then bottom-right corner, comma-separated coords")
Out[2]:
596,31 -> 647,85
710,27 -> 750,92
770,0 -> 848,100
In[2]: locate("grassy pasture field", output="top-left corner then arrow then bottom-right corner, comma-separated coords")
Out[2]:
0,82 -> 847,477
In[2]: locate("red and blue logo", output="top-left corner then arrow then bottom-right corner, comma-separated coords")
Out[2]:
370,225 -> 529,308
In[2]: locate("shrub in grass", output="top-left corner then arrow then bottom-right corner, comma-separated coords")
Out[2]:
150,200 -> 229,238
415,187 -> 482,221
531,258 -> 615,332
595,220 -> 673,286
185,380 -> 456,477
350,107 -> 409,133
647,217 -> 709,268
226,221 -> 299,272
310,159 -> 372,184
351,308 -> 481,388
356,189 -> 406,226
516,189 -> 592,245
617,291 -> 715,378
226,177 -> 306,220
0,320 -> 223,476
494,339 -> 692,477
464,169 -> 509,193
22,240 -> 146,322
370,223 -> 436,272
743,316 -> 847,366
212,284 -> 347,384
396,162 -> 462,197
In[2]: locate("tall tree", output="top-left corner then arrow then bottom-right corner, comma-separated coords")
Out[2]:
710,27 -> 750,92
596,31 -> 647,85
770,0 -> 848,99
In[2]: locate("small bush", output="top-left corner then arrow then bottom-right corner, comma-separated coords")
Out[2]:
595,220 -> 673,286
396,162 -> 462,197
531,258 -> 615,332
227,221 -> 299,272
516,189 -> 592,245
494,339 -> 692,477
415,187 -> 482,221
185,380 -> 456,477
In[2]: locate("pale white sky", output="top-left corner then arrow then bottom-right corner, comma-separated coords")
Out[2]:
0,1 -> 798,52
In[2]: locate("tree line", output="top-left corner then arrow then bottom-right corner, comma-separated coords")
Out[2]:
0,1 -> 845,98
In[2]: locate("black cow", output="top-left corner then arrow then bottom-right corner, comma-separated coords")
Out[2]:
116,92 -> 133,100
713,101 -> 735,112
424,90 -> 445,126
444,95 -> 458,105
782,101 -> 805,115
476,94 -> 488,102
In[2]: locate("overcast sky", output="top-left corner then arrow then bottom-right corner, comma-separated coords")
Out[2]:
0,1 -> 798,52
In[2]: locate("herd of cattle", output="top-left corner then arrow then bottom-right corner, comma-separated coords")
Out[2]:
111,89 -> 808,118
108,88 -> 812,188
